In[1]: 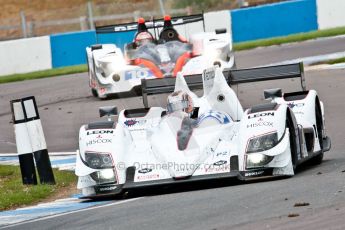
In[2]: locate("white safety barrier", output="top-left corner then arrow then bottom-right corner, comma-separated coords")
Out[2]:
0,36 -> 52,76
317,0 -> 345,29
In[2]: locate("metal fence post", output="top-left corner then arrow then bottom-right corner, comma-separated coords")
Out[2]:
28,21 -> 34,37
133,11 -> 140,21
237,0 -> 248,8
20,11 -> 27,38
158,0 -> 166,16
87,1 -> 95,30
80,16 -> 88,30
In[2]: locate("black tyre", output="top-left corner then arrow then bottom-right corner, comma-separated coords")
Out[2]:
286,110 -> 298,172
311,98 -> 324,165
91,88 -> 98,98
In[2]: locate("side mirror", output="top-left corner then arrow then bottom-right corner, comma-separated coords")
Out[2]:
91,44 -> 102,51
99,106 -> 118,118
215,28 -> 227,34
264,88 -> 282,100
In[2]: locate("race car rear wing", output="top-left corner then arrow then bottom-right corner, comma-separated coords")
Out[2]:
141,62 -> 306,108
95,14 -> 205,34
141,74 -> 204,108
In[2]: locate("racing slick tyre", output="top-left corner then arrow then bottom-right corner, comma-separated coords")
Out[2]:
310,98 -> 324,165
286,110 -> 298,173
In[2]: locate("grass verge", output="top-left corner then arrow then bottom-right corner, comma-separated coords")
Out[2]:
325,57 -> 345,65
0,64 -> 87,84
310,57 -> 345,66
234,26 -> 345,51
0,165 -> 77,211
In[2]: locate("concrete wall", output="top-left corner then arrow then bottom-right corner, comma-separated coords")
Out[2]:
0,36 -> 52,76
50,30 -> 136,68
317,0 -> 345,29
231,0 -> 318,42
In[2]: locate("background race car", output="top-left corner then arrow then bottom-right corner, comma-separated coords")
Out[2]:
86,11 -> 235,98
75,63 -> 331,198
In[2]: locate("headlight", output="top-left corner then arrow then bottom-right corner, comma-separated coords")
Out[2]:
112,74 -> 120,82
246,132 -> 278,153
246,153 -> 274,169
85,152 -> 113,169
90,169 -> 116,184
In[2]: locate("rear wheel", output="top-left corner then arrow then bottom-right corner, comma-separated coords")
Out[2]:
311,98 -> 324,165
286,110 -> 298,173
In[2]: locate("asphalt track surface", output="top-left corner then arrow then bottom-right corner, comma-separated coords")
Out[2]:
1,37 -> 345,229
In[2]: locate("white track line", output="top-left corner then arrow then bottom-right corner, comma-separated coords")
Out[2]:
267,51 -> 345,67
0,197 -> 143,229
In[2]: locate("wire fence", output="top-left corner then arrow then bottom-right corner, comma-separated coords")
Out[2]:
0,0 -> 286,41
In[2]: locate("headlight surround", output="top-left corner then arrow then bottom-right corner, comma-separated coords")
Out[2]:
246,132 -> 278,153
246,153 -> 274,169
90,169 -> 116,184
85,152 -> 113,169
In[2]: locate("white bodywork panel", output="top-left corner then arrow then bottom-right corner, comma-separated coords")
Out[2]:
75,66 -> 328,197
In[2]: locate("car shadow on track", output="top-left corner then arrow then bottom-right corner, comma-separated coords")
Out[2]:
100,86 -> 142,100
83,158 -> 337,202
85,177 -> 285,202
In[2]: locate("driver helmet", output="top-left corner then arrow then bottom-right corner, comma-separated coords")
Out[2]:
135,31 -> 154,46
134,18 -> 154,46
167,90 -> 194,114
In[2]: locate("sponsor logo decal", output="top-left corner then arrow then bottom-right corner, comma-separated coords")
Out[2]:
245,171 -> 264,177
99,186 -> 117,192
87,130 -> 114,135
203,69 -> 215,81
294,111 -> 304,115
205,165 -> 230,173
287,102 -> 305,109
213,160 -> 227,166
137,174 -> 160,180
125,69 -> 153,80
114,18 -> 186,32
248,112 -> 274,119
216,151 -> 227,157
114,24 -> 138,32
124,119 -> 147,127
138,168 -> 153,174
124,119 -> 138,127
86,139 -> 112,146
247,121 -> 273,128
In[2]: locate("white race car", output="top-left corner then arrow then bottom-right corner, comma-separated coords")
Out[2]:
75,63 -> 331,198
86,13 -> 235,98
